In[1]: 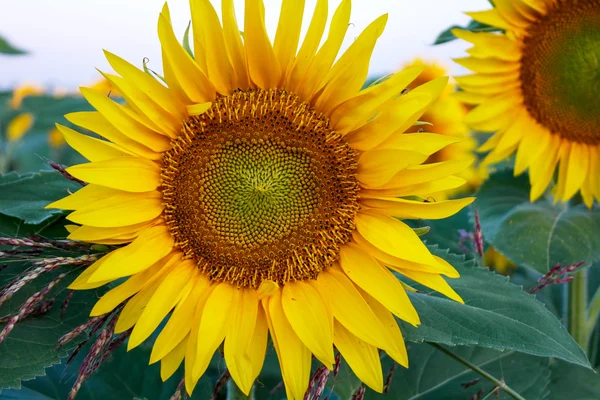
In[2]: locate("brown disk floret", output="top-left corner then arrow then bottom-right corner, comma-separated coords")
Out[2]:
161,89 -> 360,288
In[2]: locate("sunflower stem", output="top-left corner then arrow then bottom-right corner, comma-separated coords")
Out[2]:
226,379 -> 253,400
568,269 -> 588,350
429,343 -> 526,400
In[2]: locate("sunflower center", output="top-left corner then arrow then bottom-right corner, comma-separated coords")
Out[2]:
520,0 -> 600,144
161,89 -> 360,288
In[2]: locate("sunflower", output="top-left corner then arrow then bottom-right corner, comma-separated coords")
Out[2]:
403,59 -> 485,199
47,1 -> 474,397
453,0 -> 600,207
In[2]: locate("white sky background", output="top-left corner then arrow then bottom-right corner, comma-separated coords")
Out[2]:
0,0 -> 488,90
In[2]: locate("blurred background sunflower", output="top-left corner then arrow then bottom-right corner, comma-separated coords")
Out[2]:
453,0 -> 600,207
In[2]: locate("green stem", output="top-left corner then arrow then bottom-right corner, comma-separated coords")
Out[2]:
429,343 -> 526,400
226,379 -> 254,400
568,269 -> 588,350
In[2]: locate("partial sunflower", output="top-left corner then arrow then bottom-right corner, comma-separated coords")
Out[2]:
403,59 -> 485,199
453,0 -> 600,207
48,1 -> 474,398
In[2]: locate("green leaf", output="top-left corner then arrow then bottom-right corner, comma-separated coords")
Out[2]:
0,170 -> 81,225
399,248 -> 591,369
368,344 -> 550,400
0,35 -> 27,55
434,20 -> 502,45
0,265 -> 105,390
476,170 -> 600,273
547,361 -> 600,399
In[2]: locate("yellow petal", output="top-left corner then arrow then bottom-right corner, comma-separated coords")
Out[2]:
66,191 -> 163,227
267,289 -> 312,400
245,0 -> 281,88
453,57 -> 519,74
357,149 -> 428,187
66,157 -> 160,193
64,111 -> 161,160
186,102 -> 212,116
352,231 -> 456,276
401,269 -> 464,303
103,50 -> 184,118
451,29 -> 521,61
285,0 -> 328,90
193,283 -> 237,379
80,87 -> 171,152
465,10 -> 511,30
46,184 -> 119,211
330,66 -> 424,134
295,0 -> 351,99
314,14 -> 388,113
221,0 -> 250,89
274,0 -> 305,76
339,244 -> 419,326
377,132 -> 461,155
68,252 -> 115,290
129,260 -> 197,350
282,281 -> 334,368
357,288 -> 408,367
315,268 -> 397,352
88,226 -> 174,282
114,270 -> 168,333
101,72 -> 180,137
360,175 -> 467,198
529,135 -> 560,202
90,258 -> 172,316
225,289 -> 259,395
382,158 -> 474,189
514,121 -> 550,175
494,0 -> 533,29
360,197 -> 475,220
333,321 -> 383,393
160,335 -> 188,381
190,0 -> 235,94
7,113 -> 34,142
56,124 -> 130,162
247,305 -> 269,384
67,220 -> 153,242
355,210 -> 437,266
562,142 -> 589,202
345,94 -> 433,151
464,92 -> 520,132
151,274 -> 211,363
158,6 -> 215,103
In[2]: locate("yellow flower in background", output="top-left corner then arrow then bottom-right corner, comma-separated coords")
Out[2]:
6,113 -> 34,142
403,59 -> 485,199
47,1 -> 474,397
48,127 -> 66,148
454,0 -> 600,207
484,246 -> 516,275
8,84 -> 44,109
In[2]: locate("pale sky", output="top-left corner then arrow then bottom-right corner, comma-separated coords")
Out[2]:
0,0 -> 488,90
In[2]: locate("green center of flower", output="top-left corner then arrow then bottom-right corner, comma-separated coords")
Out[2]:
161,89 -> 359,288
520,0 -> 600,144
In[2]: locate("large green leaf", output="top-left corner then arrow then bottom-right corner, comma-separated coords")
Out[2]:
0,265 -> 104,390
547,361 -> 600,399
0,171 -> 81,225
0,35 -> 27,55
476,170 -> 600,273
364,344 -> 550,400
399,248 -> 591,369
